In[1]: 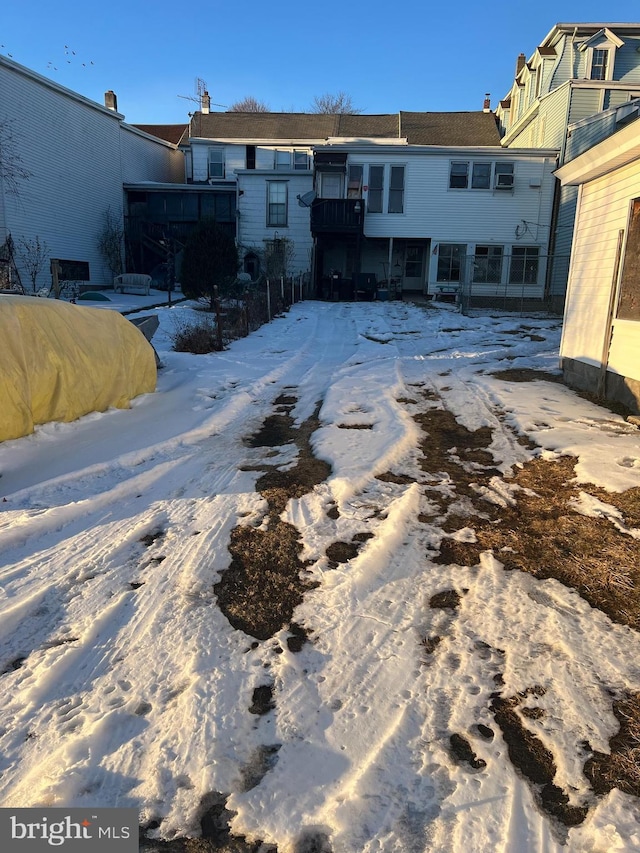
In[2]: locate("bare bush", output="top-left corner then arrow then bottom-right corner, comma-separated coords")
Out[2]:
169,313 -> 221,354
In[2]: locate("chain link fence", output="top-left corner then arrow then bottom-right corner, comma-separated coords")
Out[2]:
452,252 -> 570,316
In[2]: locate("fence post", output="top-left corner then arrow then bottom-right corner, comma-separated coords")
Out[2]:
291,276 -> 295,305
267,279 -> 271,321
213,285 -> 223,351
280,276 -> 284,301
299,273 -> 303,302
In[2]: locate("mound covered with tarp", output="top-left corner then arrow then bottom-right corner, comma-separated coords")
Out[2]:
0,296 -> 156,442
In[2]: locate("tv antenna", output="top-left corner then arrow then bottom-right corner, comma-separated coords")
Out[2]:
177,76 -> 227,109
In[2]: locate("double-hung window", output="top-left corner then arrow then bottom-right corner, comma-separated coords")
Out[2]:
275,150 -> 291,170
449,162 -> 469,189
437,244 -> 466,282
509,247 -> 539,285
471,163 -> 491,189
389,166 -> 405,213
473,246 -> 503,283
208,147 -> 225,179
590,48 -> 609,80
267,181 -> 287,227
293,151 -> 309,170
367,166 -> 384,213
347,164 -> 363,198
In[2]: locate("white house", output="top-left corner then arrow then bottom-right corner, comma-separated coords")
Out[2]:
0,55 -> 183,292
311,140 -> 558,304
555,116 -> 640,413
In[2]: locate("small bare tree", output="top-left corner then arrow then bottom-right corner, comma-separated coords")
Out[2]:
16,235 -> 50,293
228,96 -> 270,112
97,207 -> 124,279
264,237 -> 295,279
310,92 -> 362,114
0,118 -> 32,197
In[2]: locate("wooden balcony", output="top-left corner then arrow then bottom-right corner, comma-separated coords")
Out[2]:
310,198 -> 364,234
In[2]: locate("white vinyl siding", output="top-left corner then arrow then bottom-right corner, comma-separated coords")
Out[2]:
0,57 -> 180,289
560,158 -> 640,379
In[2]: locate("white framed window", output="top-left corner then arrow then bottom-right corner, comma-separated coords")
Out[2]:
293,151 -> 309,170
449,162 -> 469,189
473,246 -> 503,283
437,244 -> 466,282
589,48 -> 610,80
388,166 -> 405,213
347,164 -> 363,198
509,247 -> 539,285
275,150 -> 291,170
367,165 -> 385,212
267,181 -> 287,227
208,147 -> 225,179
494,163 -> 515,189
471,163 -> 491,189
449,161 -> 514,190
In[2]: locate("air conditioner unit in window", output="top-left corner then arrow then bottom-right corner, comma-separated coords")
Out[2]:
495,173 -> 514,189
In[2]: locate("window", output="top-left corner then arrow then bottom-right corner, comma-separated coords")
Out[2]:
267,181 -> 287,226
494,162 -> 514,189
472,163 -> 491,190
590,48 -> 609,80
368,166 -> 384,212
275,150 -> 291,170
208,148 -> 225,179
389,166 -> 405,213
293,151 -> 309,170
617,198 -> 640,321
319,173 -> 343,199
449,161 -> 514,190
437,244 -> 466,282
509,247 -> 539,285
347,164 -> 363,198
449,162 -> 469,189
246,145 -> 256,170
473,246 -> 503,283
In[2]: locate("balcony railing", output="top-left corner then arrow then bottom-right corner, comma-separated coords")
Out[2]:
310,198 -> 364,233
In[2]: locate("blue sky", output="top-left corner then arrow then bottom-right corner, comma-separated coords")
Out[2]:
3,1 -> 640,124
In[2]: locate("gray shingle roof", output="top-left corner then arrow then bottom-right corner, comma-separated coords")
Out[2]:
187,110 -> 501,147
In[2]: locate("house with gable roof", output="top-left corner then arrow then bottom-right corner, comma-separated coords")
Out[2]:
172,104 -> 558,303
496,23 -> 640,308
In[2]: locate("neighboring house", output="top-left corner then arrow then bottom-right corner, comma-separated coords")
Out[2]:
555,115 -> 640,413
309,136 -> 557,302
179,106 -> 558,303
0,55 -> 184,292
496,23 -> 640,309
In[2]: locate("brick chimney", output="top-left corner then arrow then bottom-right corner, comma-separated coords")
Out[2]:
515,52 -> 526,76
483,93 -> 491,112
201,90 -> 211,114
104,90 -> 118,111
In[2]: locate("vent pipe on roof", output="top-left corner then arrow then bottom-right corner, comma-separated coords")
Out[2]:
515,53 -> 526,76
201,91 -> 211,114
483,93 -> 491,112
104,90 -> 118,111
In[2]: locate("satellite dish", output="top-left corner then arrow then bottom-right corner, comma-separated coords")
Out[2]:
297,191 -> 317,208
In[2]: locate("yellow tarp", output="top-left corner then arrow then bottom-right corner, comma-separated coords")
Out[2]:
0,296 -> 157,442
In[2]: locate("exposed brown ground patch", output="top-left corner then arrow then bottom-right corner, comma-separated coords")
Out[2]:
215,399 -> 330,640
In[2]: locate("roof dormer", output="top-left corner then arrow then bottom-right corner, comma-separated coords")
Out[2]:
578,28 -> 624,81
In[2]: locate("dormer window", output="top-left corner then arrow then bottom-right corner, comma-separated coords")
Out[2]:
590,48 -> 609,80
579,28 -> 624,82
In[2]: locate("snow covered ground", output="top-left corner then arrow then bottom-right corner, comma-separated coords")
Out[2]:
1,299 -> 639,852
